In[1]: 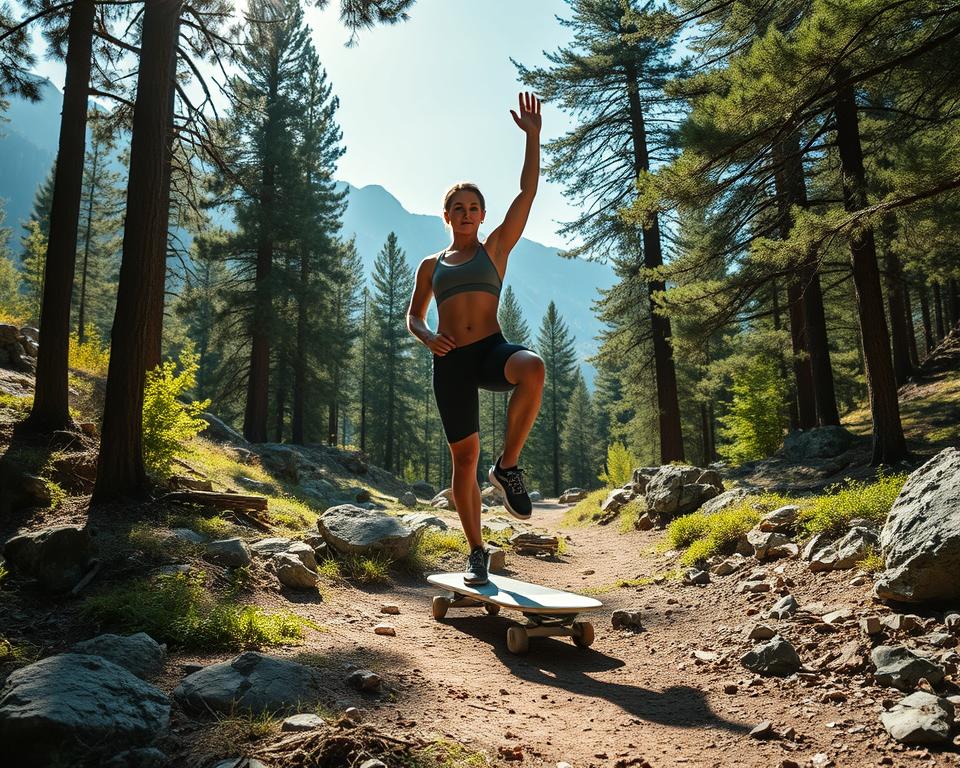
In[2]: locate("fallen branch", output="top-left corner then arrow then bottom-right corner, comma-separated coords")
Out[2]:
160,489 -> 268,512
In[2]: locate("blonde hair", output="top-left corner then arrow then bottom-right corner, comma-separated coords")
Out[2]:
443,182 -> 486,212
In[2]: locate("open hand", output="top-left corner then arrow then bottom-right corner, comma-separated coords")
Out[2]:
510,91 -> 541,135
427,331 -> 457,356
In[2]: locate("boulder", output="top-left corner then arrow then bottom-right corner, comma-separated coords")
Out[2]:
317,505 -> 417,558
70,633 -> 166,679
270,553 -> 318,590
880,692 -> 955,745
747,529 -> 794,562
809,527 -> 879,572
766,595 -> 799,620
411,480 -> 436,499
205,538 -> 252,568
529,490 -> 543,502
173,652 -> 328,715
780,425 -> 855,460
2,525 -> 96,592
801,531 -> 832,561
559,488 -> 587,504
600,488 -> 635,516
875,448 -> 960,604
431,488 -> 455,508
644,465 -> 722,519
740,635 -> 802,677
198,412 -> 248,445
760,505 -> 799,533
399,513 -> 449,533
399,491 -> 417,508
871,646 -> 945,691
0,463 -> 52,513
250,538 -> 316,570
0,654 -> 170,766
699,488 -> 751,516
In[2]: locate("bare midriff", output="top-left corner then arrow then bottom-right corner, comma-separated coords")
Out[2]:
436,291 -> 502,347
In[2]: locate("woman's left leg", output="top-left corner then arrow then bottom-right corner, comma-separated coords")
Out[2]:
500,351 -> 545,467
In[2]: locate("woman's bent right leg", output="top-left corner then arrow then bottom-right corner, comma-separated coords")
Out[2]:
448,432 -> 482,549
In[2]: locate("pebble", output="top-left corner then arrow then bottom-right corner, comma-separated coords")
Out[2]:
748,624 -> 776,641
723,683 -> 738,695
380,604 -> 400,615
860,616 -> 883,635
749,721 -> 776,739
374,623 -> 396,636
581,569 -> 595,576
344,706 -> 363,722
281,713 -> 325,731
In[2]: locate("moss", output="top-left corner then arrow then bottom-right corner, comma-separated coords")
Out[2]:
82,571 -> 318,650
617,498 -> 648,534
560,488 -> 609,527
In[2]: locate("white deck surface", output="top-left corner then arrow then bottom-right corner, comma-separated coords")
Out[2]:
428,572 -> 603,614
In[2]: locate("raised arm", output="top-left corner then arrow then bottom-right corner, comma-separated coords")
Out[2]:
485,92 -> 541,266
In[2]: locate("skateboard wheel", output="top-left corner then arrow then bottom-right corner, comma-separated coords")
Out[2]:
571,621 -> 595,648
506,626 -> 529,654
432,596 -> 450,620
484,603 -> 501,616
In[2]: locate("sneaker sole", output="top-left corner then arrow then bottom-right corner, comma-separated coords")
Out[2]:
463,575 -> 489,586
488,467 -> 532,521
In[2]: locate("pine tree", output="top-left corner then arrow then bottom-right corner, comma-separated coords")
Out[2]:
18,220 -> 46,322
561,369 -> 602,490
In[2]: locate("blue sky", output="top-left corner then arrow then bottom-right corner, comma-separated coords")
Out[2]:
26,0 -> 584,249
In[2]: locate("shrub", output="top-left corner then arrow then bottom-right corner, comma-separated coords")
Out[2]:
341,552 -> 392,584
142,343 -> 211,477
561,488 -> 609,526
404,529 -> 468,573
717,355 -> 787,465
598,441 -> 638,487
68,323 -> 110,376
857,546 -> 885,574
617,499 -> 647,533
82,571 -> 316,650
795,472 -> 907,539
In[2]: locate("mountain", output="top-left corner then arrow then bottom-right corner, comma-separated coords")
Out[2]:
0,80 -> 616,387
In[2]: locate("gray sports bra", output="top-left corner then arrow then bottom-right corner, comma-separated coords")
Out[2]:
431,242 -> 503,306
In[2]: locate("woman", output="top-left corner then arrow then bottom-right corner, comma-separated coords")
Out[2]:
406,92 -> 545,586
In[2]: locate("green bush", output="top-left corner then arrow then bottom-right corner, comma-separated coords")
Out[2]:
142,343 -> 211,477
717,355 -> 787,465
341,552 -> 392,584
617,499 -> 647,533
82,571 -> 316,650
561,488 -> 609,526
795,472 -> 907,539
598,441 -> 638,487
404,529 -> 468,573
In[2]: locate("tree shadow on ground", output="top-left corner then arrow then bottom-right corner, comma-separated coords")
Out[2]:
441,614 -> 751,734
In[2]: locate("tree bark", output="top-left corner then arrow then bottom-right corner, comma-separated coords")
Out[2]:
949,279 -> 960,331
25,0 -> 95,434
292,241 -> 308,445
918,282 -> 934,355
933,282 -> 945,340
880,219 -> 914,385
833,77 -> 906,464
624,60 -> 684,462
93,0 -> 183,502
903,284 -> 920,368
77,133 -> 100,344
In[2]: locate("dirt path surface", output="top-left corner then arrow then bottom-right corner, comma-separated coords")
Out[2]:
157,499 -> 955,768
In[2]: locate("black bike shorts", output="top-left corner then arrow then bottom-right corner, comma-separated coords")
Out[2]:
432,330 -> 531,444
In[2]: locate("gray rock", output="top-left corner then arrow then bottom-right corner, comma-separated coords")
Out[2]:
70,632 -> 166,679
740,635 -> 802,676
2,525 -> 96,592
748,529 -> 793,562
922,633 -> 956,648
212,760 -> 268,768
760,505 -> 799,532
781,425 -> 854,460
871,646 -> 945,691
809,527 -> 879,572
529,490 -> 543,502
801,531 -> 832,561
645,465 -> 720,518
271,552 -> 318,589
250,537 -> 316,570
317,505 -> 417,558
875,448 -> 960,603
601,488 -> 636,516
199,412 -> 248,445
611,610 -> 644,631
945,613 -> 960,633
880,692 -> 955,744
399,512 -> 449,532
411,480 -> 436,499
205,538 -> 252,568
748,624 -> 776,641
173,652 -> 328,715
104,748 -> 170,768
0,654 -> 170,764
558,488 -> 587,504
399,491 -> 417,508
766,594 -> 799,620
712,555 -> 746,576
360,761 -> 387,768
346,669 -> 382,692
170,528 -> 207,544
683,568 -> 710,586
281,713 -> 326,731
699,488 -> 751,516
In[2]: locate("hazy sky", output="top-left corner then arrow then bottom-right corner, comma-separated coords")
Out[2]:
28,0 -> 586,249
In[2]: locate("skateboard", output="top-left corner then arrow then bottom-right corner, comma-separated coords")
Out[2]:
427,572 -> 602,654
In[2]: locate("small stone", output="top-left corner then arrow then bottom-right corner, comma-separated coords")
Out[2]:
344,706 -> 363,722
822,608 -> 853,625
557,763 -> 574,768
281,713 -> 325,731
766,594 -> 799,620
880,691 -> 955,744
881,614 -> 919,633
683,568 -> 710,586
749,720 -> 776,740
693,650 -> 718,662
723,683 -> 738,694
373,623 -> 396,636
380,604 -> 400,615
748,624 -> 776,641
581,569 -> 595,576
359,761 -> 387,768
944,613 -> 960,632
611,610 -> 644,631
922,633 -> 955,648
850,574 -> 870,586
860,616 -> 883,635
346,669 -> 381,692
741,635 -> 802,677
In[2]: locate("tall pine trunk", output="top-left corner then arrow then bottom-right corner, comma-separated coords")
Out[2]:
918,283 -> 934,355
624,61 -> 684,462
93,0 -> 183,502
833,78 -> 906,464
771,281 -> 801,431
77,134 -> 100,344
26,0 -> 95,434
903,285 -> 920,368
949,280 -> 960,331
292,241 -> 308,445
933,283 -> 945,340
881,220 -> 914,385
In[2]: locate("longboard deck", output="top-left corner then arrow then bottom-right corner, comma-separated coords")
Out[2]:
428,572 -> 602,614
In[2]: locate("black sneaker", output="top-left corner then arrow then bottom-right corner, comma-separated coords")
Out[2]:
464,545 -> 489,586
488,456 -> 532,521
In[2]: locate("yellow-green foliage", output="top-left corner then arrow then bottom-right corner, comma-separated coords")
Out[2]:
68,324 -> 110,376
561,488 -> 609,526
82,571 -> 317,650
0,393 -> 32,415
342,552 -> 392,584
598,441 -> 637,487
166,512 -> 235,539
142,343 -> 211,477
666,494 -> 792,567
270,497 -> 318,534
795,473 -> 907,538
617,499 -> 646,533
409,739 -> 490,768
0,562 -> 8,585
857,546 -> 885,574
0,634 -> 39,666
315,557 -> 343,581
405,528 -> 468,573
717,355 -> 787,465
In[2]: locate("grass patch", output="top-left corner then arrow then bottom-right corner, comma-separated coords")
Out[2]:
665,493 -> 793,567
561,488 -> 609,527
795,472 -> 907,539
404,528 -> 468,574
406,739 -> 490,768
0,562 -> 8,585
128,522 -> 204,560
341,552 -> 393,585
617,499 -> 647,533
82,571 -> 318,650
581,570 -> 680,596
315,557 -> 343,581
166,512 -> 235,539
192,712 -> 281,756
857,545 -> 886,574
0,392 -> 32,414
0,634 -> 40,666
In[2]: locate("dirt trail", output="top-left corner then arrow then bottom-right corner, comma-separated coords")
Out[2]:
186,500 -> 957,768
